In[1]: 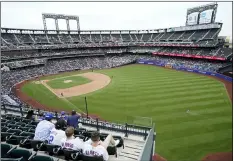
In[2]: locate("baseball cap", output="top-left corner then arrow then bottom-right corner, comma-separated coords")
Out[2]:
45,113 -> 53,120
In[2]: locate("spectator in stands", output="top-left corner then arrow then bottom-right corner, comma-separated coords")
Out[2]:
83,131 -> 120,161
25,110 -> 35,120
49,119 -> 67,145
37,112 -> 45,121
34,113 -> 55,141
60,126 -> 84,150
67,110 -> 80,128
59,111 -> 68,122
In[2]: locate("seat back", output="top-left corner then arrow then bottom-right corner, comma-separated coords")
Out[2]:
7,149 -> 32,161
1,143 -> 12,158
63,148 -> 82,160
82,155 -> 104,161
7,124 -> 18,129
31,140 -> 44,151
7,129 -> 22,135
45,144 -> 61,156
1,132 -> 14,142
20,132 -> 34,139
1,127 -> 9,132
1,157 -> 24,161
6,135 -> 28,145
29,155 -> 54,161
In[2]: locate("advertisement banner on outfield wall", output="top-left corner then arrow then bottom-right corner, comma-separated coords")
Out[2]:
137,59 -> 233,82
152,52 -> 226,61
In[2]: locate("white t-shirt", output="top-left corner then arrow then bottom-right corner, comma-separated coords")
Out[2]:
48,128 -> 66,146
61,137 -> 84,151
34,120 -> 55,141
83,143 -> 109,161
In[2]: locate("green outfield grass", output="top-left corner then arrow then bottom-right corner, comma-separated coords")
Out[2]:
21,64 -> 232,161
46,75 -> 91,89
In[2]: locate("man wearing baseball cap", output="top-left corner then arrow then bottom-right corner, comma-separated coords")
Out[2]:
67,110 -> 80,128
59,111 -> 68,122
34,113 -> 55,141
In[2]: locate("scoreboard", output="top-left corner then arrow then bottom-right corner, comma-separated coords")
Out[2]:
186,3 -> 218,26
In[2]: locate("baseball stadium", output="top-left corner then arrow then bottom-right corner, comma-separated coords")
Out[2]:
1,2 -> 233,161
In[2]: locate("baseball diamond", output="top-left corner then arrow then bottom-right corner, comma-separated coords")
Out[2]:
1,2 -> 233,161
17,64 -> 232,161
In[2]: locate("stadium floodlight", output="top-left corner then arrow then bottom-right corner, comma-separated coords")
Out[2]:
42,13 -> 80,32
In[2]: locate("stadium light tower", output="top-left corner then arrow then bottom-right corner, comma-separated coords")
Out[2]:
42,13 -> 80,33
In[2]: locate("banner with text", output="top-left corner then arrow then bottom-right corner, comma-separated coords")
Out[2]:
152,52 -> 226,61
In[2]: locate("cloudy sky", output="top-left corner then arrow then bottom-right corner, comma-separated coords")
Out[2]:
1,1 -> 232,37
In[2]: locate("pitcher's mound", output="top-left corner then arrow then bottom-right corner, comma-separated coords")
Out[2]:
64,80 -> 72,83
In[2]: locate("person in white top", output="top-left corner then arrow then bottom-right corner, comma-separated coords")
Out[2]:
61,127 -> 84,151
34,113 -> 55,141
49,119 -> 67,145
83,131 -> 120,161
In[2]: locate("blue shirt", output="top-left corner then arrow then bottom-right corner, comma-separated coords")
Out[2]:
67,115 -> 80,128
59,115 -> 68,121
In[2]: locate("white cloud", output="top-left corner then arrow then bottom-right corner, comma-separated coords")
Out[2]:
1,2 -> 232,36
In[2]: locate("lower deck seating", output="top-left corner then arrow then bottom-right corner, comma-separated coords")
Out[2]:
1,114 -> 125,161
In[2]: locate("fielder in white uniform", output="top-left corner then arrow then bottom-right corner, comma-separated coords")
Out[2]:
83,131 -> 120,161
61,127 -> 84,150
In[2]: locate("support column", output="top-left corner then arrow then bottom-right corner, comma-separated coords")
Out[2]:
66,19 -> 70,31
42,16 -> 47,31
55,18 -> 59,32
76,18 -> 80,31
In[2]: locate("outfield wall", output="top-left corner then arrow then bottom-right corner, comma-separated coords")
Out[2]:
137,59 -> 233,82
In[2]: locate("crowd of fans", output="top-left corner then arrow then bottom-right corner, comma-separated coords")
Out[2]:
144,56 -> 225,72
1,53 -> 226,106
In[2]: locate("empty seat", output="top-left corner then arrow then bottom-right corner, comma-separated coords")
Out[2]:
6,135 -> 28,145
82,155 -> 104,161
28,129 -> 35,133
7,124 -> 19,129
20,132 -> 34,139
6,120 -> 16,124
19,139 -> 32,149
15,122 -> 26,127
1,143 -> 13,158
6,148 -> 34,161
7,129 -> 22,135
63,148 -> 82,161
18,127 -> 31,132
21,119 -> 32,124
1,157 -> 24,161
31,140 -> 46,151
1,132 -> 14,142
1,127 -> 9,132
26,125 -> 36,129
31,121 -> 39,126
45,144 -> 62,156
28,155 -> 55,161
14,117 -> 22,122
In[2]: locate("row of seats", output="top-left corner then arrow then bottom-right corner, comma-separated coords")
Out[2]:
1,144 -> 57,161
1,114 -> 124,161
1,29 -> 219,45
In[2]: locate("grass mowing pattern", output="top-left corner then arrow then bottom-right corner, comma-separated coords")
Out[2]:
46,75 -> 91,89
21,64 -> 232,161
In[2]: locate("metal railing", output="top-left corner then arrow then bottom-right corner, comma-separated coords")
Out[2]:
138,123 -> 156,161
2,104 -> 153,139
